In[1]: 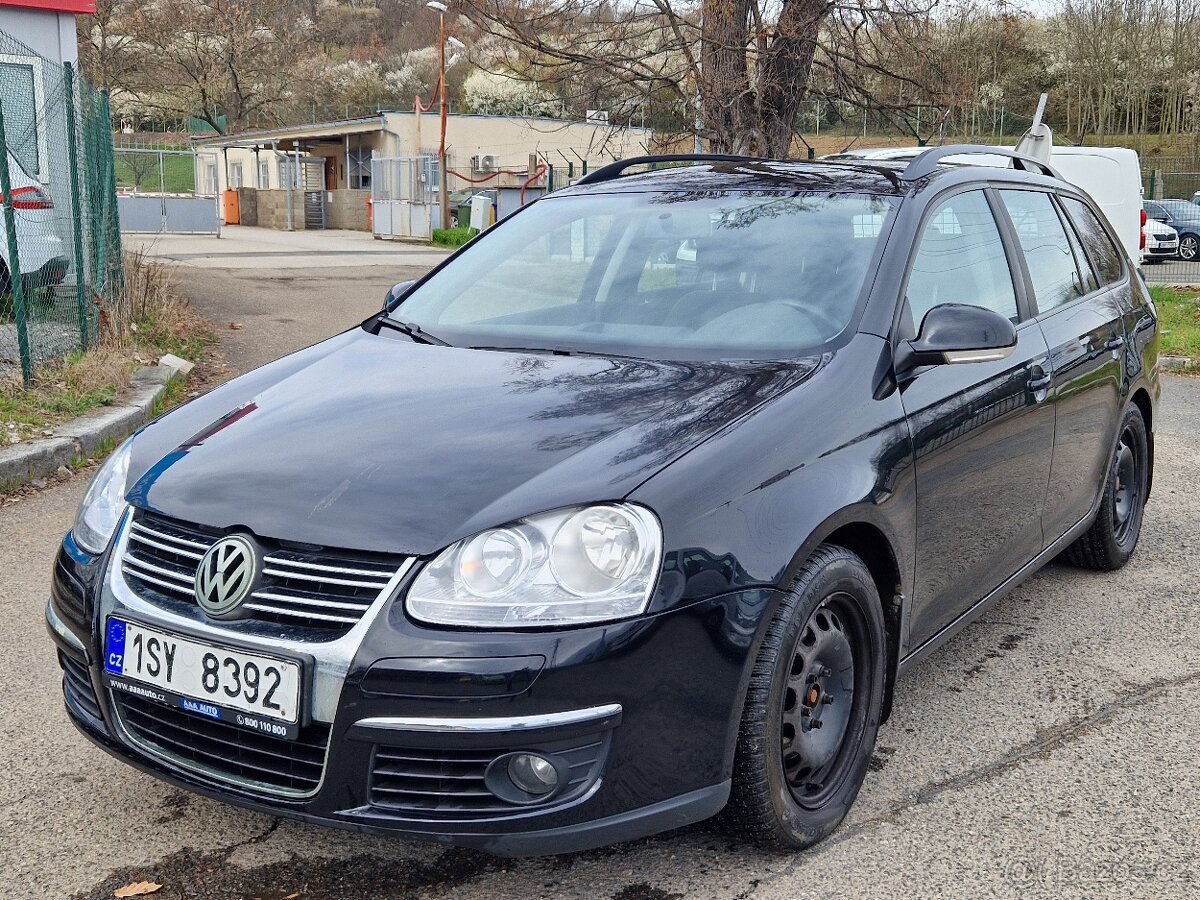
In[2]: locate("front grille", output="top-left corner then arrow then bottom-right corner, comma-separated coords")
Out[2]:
60,652 -> 104,723
369,735 -> 608,818
121,511 -> 406,637
114,692 -> 330,796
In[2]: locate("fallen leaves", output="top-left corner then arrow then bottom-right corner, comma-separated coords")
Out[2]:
229,322 -> 244,330
113,881 -> 163,897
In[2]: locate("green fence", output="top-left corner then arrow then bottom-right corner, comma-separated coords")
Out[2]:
0,28 -> 123,383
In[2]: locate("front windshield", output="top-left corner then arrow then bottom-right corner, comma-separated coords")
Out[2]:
394,190 -> 897,360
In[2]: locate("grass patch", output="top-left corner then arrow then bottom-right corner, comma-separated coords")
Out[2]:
1,252 -> 214,447
0,349 -> 131,443
114,150 -> 196,193
432,226 -> 479,248
1149,285 -> 1200,364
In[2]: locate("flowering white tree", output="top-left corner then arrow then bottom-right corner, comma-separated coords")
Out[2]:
462,69 -> 565,116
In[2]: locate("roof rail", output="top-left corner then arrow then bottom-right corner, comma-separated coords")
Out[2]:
900,144 -> 1061,182
574,153 -> 762,186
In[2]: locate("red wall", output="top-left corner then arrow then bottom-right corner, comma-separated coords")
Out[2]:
0,0 -> 96,13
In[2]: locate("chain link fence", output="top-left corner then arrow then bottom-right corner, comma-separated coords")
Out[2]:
0,28 -> 123,383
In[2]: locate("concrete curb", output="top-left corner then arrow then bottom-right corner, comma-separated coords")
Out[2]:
1161,356 -> 1196,373
0,365 -> 174,491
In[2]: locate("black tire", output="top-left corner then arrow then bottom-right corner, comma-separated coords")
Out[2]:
0,257 -> 10,296
1179,234 -> 1199,261
1062,404 -> 1149,571
722,544 -> 885,850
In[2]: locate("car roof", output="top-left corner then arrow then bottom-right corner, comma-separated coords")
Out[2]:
557,156 -> 1068,200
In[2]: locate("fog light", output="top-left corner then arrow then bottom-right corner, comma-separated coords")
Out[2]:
507,753 -> 559,795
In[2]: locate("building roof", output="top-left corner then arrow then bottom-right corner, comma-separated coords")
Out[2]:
191,116 -> 385,148
192,111 -> 653,148
0,0 -> 95,11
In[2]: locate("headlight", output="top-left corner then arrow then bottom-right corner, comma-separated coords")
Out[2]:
72,439 -> 134,554
406,503 -> 662,628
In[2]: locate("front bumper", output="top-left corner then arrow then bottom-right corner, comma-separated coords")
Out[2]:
47,521 -> 764,856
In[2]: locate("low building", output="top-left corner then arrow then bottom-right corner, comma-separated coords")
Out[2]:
192,111 -> 653,236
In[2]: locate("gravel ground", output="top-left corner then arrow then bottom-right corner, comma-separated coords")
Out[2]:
1,252 -> 1196,899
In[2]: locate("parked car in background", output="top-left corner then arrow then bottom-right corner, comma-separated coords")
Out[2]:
1143,199 -> 1200,260
49,149 -> 1158,857
1142,218 -> 1179,263
0,148 -> 68,297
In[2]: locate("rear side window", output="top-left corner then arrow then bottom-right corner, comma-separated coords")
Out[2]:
1062,196 -> 1123,284
906,190 -> 1018,328
998,190 -> 1087,314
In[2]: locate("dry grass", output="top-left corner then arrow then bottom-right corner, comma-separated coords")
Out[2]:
1,251 -> 215,444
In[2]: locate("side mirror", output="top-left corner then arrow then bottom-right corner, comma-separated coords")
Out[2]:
384,280 -> 417,313
899,303 -> 1017,369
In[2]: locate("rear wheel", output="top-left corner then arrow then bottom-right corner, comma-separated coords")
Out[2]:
1062,404 -> 1149,571
722,545 -> 885,850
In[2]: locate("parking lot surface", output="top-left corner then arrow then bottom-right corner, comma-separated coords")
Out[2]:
3,243 -> 1198,899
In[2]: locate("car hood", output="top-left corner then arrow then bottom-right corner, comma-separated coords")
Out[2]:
128,329 -> 819,555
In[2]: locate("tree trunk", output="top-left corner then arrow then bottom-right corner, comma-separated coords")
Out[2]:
702,0 -> 833,157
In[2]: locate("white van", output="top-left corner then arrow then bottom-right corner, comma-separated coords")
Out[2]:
823,145 -> 1143,263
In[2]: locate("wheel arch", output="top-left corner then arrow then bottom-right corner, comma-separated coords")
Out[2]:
773,511 -> 908,726
821,522 -> 904,725
1130,387 -> 1154,497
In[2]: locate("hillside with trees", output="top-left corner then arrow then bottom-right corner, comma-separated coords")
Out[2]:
79,0 -> 1200,155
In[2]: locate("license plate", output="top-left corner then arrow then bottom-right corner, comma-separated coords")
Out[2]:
104,618 -> 302,739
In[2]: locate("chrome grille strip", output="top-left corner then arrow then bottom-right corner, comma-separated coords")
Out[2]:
242,603 -> 362,625
260,565 -> 390,590
124,554 -> 195,586
262,556 -> 394,578
121,565 -> 195,599
127,530 -> 207,561
130,521 -> 214,553
248,590 -> 374,612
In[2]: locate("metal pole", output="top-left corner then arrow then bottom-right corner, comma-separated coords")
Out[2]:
0,110 -> 34,383
62,63 -> 92,352
438,10 -> 451,230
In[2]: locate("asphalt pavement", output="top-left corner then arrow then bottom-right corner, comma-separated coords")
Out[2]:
3,233 -> 1198,899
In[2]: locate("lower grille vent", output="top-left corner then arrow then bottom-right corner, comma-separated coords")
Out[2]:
114,692 -> 330,796
61,652 -> 103,723
369,735 -> 608,818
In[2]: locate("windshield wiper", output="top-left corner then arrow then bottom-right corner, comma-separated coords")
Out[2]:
470,344 -> 643,361
376,316 -> 450,346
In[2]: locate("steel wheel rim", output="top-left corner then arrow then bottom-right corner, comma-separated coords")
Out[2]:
1182,236 -> 1198,260
1112,424 -> 1142,546
780,591 -> 869,809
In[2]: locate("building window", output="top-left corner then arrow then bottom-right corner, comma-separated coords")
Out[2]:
230,162 -> 243,189
204,162 -> 218,195
0,56 -> 48,180
258,159 -> 270,188
278,160 -> 301,189
348,147 -> 372,190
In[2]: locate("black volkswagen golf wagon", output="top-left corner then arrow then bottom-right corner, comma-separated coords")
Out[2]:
48,148 -> 1159,856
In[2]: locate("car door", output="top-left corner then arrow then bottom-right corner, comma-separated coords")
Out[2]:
996,189 -> 1126,544
898,189 -> 1056,648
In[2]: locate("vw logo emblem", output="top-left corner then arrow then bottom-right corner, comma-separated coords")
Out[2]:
194,535 -> 258,618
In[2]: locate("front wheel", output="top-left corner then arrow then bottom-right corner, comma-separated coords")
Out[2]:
1179,234 -> 1199,261
1062,404 -> 1149,570
722,545 -> 885,850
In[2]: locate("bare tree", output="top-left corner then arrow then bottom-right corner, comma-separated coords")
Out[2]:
458,0 -> 938,157
122,0 -> 310,134
78,0 -> 142,96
